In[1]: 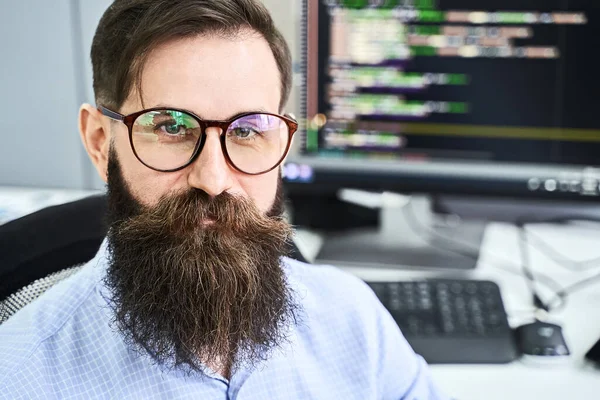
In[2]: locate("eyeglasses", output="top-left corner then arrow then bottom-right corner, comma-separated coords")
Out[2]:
99,106 -> 298,175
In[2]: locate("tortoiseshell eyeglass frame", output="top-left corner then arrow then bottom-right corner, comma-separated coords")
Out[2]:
98,105 -> 298,175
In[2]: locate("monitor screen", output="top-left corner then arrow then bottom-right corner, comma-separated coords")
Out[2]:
285,0 -> 600,200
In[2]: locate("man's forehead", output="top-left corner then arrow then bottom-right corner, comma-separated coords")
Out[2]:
127,34 -> 281,118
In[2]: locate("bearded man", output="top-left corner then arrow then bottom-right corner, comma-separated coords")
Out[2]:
0,1 -> 446,398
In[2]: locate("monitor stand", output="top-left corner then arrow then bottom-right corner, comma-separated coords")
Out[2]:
314,194 -> 486,270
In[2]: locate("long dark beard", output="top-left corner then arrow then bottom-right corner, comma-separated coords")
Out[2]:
103,147 -> 298,376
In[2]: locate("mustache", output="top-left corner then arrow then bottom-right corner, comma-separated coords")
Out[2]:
113,188 -> 289,240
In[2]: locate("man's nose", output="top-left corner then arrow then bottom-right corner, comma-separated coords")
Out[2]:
187,127 -> 234,197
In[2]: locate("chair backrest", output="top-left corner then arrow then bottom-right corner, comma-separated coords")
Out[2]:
0,195 -> 108,323
0,194 -> 307,324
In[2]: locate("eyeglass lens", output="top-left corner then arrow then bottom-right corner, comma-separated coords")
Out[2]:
131,110 -> 289,173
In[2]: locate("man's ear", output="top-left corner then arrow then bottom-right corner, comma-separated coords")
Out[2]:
79,104 -> 110,183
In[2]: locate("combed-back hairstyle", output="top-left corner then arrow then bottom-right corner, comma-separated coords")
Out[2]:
91,0 -> 292,111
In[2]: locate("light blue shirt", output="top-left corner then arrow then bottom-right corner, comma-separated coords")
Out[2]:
0,240 -> 447,399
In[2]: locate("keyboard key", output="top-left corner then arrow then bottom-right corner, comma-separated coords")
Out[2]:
451,282 -> 463,294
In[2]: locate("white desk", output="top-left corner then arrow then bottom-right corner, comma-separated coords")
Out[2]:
3,187 -> 600,399
296,222 -> 600,400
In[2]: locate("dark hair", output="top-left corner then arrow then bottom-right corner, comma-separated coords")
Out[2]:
91,0 -> 292,112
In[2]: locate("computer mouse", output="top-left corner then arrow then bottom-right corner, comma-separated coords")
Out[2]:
515,320 -> 570,357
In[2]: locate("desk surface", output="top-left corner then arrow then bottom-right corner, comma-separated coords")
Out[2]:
3,186 -> 600,400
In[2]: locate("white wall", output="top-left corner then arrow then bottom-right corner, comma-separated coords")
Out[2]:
0,0 -> 90,189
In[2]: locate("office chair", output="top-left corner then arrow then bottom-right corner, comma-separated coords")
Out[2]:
0,194 -> 307,324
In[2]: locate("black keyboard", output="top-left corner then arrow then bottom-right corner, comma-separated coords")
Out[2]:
366,279 -> 519,364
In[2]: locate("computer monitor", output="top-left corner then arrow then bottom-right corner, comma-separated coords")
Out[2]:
283,0 -> 600,269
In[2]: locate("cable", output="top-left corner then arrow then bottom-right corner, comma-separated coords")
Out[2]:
523,227 -> 600,271
403,201 -> 600,313
401,200 -> 566,310
546,270 -> 600,310
517,223 -> 555,312
517,218 -> 600,311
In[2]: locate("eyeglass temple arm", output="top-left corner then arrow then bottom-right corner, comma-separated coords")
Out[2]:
98,105 -> 125,122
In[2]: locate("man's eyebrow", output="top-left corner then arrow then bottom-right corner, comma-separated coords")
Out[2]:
151,104 -> 270,120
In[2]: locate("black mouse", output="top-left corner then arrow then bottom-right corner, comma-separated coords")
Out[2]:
515,320 -> 570,357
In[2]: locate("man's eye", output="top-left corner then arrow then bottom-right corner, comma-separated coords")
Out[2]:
232,127 -> 259,139
157,123 -> 185,135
